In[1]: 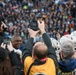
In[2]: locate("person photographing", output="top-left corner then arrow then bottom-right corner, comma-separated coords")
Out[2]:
22,20 -> 58,75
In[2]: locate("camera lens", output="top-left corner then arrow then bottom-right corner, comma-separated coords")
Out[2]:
29,20 -> 39,31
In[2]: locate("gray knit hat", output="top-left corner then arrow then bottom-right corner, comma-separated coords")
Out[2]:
61,41 -> 75,58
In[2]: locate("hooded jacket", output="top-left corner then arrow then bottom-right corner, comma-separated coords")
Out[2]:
59,58 -> 76,72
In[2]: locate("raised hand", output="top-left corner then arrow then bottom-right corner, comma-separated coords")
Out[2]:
1,43 -> 6,49
1,21 -> 7,28
37,20 -> 45,34
28,28 -> 39,38
7,42 -> 14,52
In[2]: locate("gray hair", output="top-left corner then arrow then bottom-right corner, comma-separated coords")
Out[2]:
61,41 -> 75,58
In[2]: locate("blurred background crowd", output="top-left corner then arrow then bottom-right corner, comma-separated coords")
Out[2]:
0,0 -> 76,75
0,0 -> 76,44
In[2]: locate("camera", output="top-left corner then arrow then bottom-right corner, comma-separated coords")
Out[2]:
4,37 -> 10,45
29,19 -> 39,31
37,13 -> 46,25
28,13 -> 46,31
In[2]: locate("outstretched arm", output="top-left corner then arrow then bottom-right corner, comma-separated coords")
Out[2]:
22,37 -> 34,62
38,21 -> 58,74
38,20 -> 57,60
22,28 -> 39,62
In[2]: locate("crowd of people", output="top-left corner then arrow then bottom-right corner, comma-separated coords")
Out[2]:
0,0 -> 76,40
0,0 -> 76,75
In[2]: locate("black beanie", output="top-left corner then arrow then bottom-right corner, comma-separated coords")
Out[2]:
0,47 -> 8,62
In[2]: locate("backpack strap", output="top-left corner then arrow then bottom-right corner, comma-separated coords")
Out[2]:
27,59 -> 46,75
27,62 -> 34,75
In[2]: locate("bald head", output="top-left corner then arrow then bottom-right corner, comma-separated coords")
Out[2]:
33,42 -> 48,59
